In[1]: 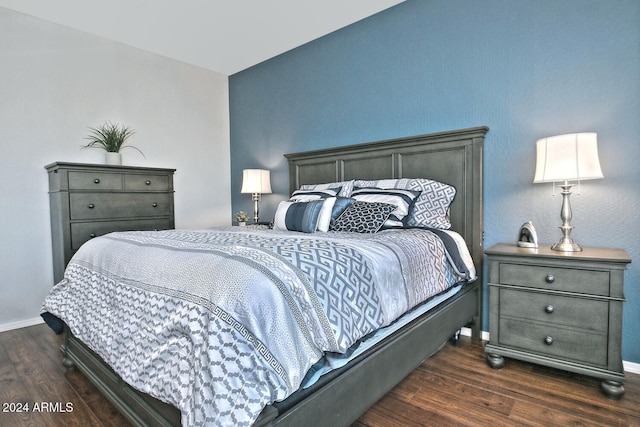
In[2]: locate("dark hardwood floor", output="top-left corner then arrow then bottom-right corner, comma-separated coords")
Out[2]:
1,324 -> 638,426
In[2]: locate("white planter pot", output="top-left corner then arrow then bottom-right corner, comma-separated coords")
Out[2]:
105,152 -> 122,165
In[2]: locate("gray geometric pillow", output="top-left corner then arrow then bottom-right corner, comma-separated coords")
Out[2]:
404,178 -> 456,229
331,201 -> 396,233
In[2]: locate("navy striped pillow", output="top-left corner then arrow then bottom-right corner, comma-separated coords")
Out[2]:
273,200 -> 325,233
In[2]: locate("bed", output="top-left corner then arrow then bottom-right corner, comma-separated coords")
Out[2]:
42,126 -> 487,427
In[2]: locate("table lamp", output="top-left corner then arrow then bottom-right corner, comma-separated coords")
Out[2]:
241,169 -> 272,223
533,133 -> 603,252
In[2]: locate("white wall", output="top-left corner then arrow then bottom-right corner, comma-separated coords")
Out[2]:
0,8 -> 232,331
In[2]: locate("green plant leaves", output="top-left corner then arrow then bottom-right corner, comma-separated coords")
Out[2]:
82,121 -> 144,157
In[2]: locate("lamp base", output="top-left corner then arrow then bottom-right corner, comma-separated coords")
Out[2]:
550,182 -> 583,252
252,193 -> 261,224
551,238 -> 583,252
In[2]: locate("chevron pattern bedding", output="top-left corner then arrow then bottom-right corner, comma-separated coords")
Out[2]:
41,227 -> 474,426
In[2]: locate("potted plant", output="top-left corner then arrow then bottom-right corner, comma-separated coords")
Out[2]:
82,121 -> 143,165
234,211 -> 250,226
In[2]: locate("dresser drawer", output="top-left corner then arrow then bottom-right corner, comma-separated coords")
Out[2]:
70,219 -> 174,250
500,263 -> 609,296
498,318 -> 608,366
68,171 -> 123,190
124,174 -> 171,191
500,289 -> 608,332
70,193 -> 172,220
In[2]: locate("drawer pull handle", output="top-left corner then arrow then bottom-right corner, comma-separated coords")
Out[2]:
544,336 -> 554,345
90,233 -> 97,238
152,203 -> 158,207
545,305 -> 554,314
545,274 -> 555,284
94,178 -> 100,184
146,180 -> 151,185
88,203 -> 95,209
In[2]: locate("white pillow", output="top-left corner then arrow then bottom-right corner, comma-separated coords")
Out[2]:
316,197 -> 337,232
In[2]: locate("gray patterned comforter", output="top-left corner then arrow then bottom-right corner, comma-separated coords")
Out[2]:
41,227 -> 474,426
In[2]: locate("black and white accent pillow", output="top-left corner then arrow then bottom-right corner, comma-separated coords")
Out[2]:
349,187 -> 421,228
289,187 -> 341,202
353,178 -> 456,229
299,180 -> 354,197
331,201 -> 397,233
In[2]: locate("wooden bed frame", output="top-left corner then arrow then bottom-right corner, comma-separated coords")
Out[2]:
60,126 -> 488,427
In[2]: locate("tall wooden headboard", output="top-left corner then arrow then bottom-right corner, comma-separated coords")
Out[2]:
284,126 -> 488,278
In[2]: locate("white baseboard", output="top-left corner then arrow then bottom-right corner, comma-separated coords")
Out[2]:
460,326 -> 490,341
459,327 -> 640,375
0,316 -> 44,333
624,360 -> 640,375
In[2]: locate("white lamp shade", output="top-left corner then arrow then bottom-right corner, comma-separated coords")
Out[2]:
533,133 -> 603,183
241,169 -> 272,194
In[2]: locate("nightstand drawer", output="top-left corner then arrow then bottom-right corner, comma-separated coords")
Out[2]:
498,318 -> 607,366
70,219 -> 174,250
70,193 -> 172,220
68,171 -> 123,190
500,289 -> 608,332
124,174 -> 171,191
500,263 -> 609,296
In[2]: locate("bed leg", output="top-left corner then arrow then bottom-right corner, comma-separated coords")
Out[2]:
450,329 -> 461,347
60,332 -> 76,370
60,345 -> 75,369
62,356 -> 75,370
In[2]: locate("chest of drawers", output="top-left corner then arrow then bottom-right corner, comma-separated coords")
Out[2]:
484,243 -> 631,398
46,162 -> 176,283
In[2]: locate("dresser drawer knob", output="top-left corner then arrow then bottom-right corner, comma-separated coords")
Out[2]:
545,274 -> 555,284
94,178 -> 100,184
545,305 -> 554,314
88,203 -> 95,209
152,203 -> 158,207
146,180 -> 151,185
544,336 -> 554,345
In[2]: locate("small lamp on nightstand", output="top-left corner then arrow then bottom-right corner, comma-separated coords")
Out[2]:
241,169 -> 272,223
533,133 -> 603,252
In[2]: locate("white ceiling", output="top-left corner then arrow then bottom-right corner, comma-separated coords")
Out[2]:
0,0 -> 404,75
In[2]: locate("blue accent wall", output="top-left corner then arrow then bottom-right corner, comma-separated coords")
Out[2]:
230,0 -> 640,363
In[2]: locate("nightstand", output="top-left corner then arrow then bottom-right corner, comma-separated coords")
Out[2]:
484,243 -> 631,398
